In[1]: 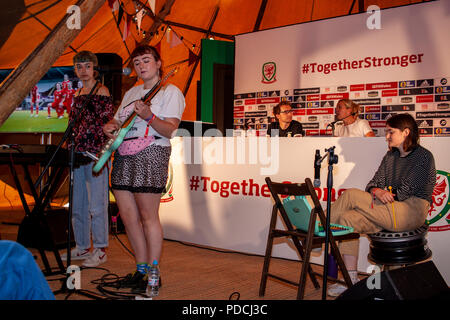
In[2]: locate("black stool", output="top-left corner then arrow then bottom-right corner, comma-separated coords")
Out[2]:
368,224 -> 432,268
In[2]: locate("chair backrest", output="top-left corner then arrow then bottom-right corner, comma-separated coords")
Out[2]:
265,177 -> 326,232
265,177 -> 321,206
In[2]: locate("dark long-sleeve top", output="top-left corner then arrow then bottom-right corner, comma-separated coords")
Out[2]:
266,120 -> 304,137
365,145 -> 436,204
69,94 -> 114,154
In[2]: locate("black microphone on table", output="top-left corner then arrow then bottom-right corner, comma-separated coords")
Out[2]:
314,149 -> 321,188
327,112 -> 357,128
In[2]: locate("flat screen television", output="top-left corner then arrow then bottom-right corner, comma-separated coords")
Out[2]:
0,66 -> 79,133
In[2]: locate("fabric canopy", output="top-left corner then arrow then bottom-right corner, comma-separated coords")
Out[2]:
0,0 -> 424,120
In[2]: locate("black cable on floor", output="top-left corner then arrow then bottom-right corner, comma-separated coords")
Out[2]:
91,272 -> 144,300
109,230 -> 371,300
112,231 -> 134,257
228,291 -> 240,300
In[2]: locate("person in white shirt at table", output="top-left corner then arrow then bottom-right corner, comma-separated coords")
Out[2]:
333,99 -> 375,137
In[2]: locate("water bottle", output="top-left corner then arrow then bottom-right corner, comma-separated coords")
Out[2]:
111,215 -> 118,234
327,253 -> 338,279
146,260 -> 160,297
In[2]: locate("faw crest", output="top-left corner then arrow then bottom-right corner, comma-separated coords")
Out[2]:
262,62 -> 276,84
426,170 -> 450,232
160,162 -> 174,202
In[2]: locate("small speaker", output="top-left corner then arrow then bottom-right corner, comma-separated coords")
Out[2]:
17,208 -> 75,250
337,261 -> 449,300
95,53 -> 123,106
176,121 -> 217,136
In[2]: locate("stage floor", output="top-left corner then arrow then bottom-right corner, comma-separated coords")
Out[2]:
0,207 -> 332,301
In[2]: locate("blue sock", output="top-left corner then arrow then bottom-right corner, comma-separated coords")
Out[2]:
136,263 -> 148,275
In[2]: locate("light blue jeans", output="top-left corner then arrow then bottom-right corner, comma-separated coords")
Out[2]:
72,161 -> 109,249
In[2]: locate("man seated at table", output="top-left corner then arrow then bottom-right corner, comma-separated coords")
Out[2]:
333,99 -> 375,137
266,101 -> 304,137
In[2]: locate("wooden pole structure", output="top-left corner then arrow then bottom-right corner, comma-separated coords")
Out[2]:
183,4 -> 220,96
0,0 -> 106,127
253,0 -> 268,32
138,0 -> 177,46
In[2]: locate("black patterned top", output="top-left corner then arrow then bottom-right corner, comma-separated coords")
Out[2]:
69,94 -> 114,154
365,145 -> 436,204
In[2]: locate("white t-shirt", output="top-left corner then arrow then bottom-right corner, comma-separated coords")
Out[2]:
333,118 -> 373,137
114,83 -> 185,147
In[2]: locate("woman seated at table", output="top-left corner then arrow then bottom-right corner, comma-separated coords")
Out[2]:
333,99 -> 375,137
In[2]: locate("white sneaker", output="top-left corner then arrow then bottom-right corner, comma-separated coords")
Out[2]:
61,247 -> 91,261
82,248 -> 107,267
327,283 -> 348,297
312,246 -> 322,253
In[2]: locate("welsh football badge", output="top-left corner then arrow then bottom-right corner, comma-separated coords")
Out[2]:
262,62 -> 276,84
427,170 -> 450,232
160,162 -> 174,203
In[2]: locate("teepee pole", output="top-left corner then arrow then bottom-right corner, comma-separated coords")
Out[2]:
0,0 -> 105,126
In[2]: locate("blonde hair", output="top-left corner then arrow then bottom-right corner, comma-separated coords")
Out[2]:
337,99 -> 360,116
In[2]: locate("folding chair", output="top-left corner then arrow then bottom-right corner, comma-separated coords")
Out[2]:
259,177 -> 360,300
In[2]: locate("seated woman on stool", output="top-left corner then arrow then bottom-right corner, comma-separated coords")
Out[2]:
328,113 -> 436,296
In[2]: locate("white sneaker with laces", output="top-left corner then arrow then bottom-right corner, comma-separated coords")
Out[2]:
82,248 -> 107,267
60,247 -> 91,261
327,283 -> 348,297
327,271 -> 359,297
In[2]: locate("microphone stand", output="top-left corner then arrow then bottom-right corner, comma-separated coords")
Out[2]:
329,122 -> 336,137
326,121 -> 339,137
315,146 -> 338,300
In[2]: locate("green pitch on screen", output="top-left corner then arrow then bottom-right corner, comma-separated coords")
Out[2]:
0,111 -> 68,133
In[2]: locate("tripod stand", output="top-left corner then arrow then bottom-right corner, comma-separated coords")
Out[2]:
39,81 -> 105,299
315,146 -> 339,299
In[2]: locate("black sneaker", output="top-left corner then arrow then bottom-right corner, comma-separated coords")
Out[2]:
133,275 -> 163,294
116,271 -> 147,292
131,274 -> 148,294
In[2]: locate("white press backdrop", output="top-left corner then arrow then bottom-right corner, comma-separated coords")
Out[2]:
160,137 -> 450,285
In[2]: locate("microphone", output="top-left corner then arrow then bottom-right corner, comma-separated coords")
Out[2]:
327,112 -> 356,128
313,149 -> 321,188
95,66 -> 132,76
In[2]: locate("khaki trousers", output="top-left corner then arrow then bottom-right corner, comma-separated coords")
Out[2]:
330,188 -> 429,256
